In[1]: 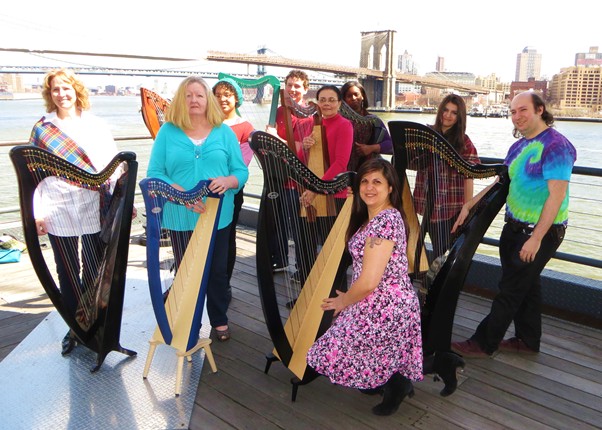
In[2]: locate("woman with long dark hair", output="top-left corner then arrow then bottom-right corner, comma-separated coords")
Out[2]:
413,94 -> 480,259
307,158 -> 423,416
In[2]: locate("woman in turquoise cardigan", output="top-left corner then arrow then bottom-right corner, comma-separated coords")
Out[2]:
147,76 -> 248,342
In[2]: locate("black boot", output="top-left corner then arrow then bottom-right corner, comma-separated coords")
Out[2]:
372,373 -> 414,416
358,387 -> 384,395
431,351 -> 465,397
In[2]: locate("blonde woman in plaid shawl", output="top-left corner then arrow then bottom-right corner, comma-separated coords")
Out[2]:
29,68 -> 119,355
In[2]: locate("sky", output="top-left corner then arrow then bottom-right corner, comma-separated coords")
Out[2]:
1,0 -> 600,86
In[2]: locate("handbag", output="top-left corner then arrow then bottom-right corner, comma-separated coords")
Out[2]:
0,248 -> 21,264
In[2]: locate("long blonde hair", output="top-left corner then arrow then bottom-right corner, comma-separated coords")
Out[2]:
166,76 -> 224,130
42,68 -> 90,113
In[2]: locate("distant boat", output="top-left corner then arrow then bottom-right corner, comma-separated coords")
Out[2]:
395,105 -> 423,113
0,91 -> 42,101
469,105 -> 485,117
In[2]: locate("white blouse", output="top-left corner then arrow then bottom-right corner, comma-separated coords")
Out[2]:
34,111 -> 118,237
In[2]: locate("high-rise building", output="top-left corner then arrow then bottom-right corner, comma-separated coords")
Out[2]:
515,47 -> 542,81
575,46 -> 602,66
398,50 -> 417,75
436,56 -> 445,72
548,66 -> 602,113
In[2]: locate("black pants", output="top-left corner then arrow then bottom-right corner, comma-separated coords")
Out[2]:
170,225 -> 232,328
226,188 -> 244,284
48,233 -> 103,318
472,222 -> 565,353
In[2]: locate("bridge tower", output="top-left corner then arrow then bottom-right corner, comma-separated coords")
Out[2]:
359,30 -> 396,110
257,46 -> 267,76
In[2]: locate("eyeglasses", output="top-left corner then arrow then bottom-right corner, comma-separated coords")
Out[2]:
318,98 -> 339,104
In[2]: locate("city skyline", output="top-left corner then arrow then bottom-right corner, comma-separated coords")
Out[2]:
1,1 -> 600,84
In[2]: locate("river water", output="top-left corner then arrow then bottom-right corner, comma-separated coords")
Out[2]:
1,96 -> 601,280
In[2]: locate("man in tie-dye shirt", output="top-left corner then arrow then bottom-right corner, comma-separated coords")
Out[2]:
450,91 -> 577,358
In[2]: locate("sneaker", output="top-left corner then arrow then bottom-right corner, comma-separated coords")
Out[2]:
451,339 -> 492,358
498,337 -> 538,354
291,270 -> 302,284
272,262 -> 287,273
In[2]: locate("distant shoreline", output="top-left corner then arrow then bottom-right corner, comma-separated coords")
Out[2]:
369,108 -> 602,123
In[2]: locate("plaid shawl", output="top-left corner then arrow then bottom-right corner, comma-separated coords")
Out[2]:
29,118 -> 98,173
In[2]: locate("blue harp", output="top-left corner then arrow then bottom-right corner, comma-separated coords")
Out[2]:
139,178 -> 222,396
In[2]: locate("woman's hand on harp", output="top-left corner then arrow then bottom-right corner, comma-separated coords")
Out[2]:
300,190 -> 316,207
322,290 -> 346,316
451,206 -> 469,234
302,135 -> 315,151
35,219 -> 48,236
209,176 -> 236,195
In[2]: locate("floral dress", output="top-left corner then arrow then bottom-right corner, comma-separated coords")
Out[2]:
306,208 -> 423,388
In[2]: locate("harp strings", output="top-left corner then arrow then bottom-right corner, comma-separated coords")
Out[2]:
140,88 -> 170,139
28,150 -> 124,330
145,181 -> 212,327
256,133 -> 347,340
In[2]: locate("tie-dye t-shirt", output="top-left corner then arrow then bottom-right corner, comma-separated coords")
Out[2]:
504,127 -> 576,225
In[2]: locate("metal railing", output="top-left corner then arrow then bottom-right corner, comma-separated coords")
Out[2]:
2,138 -> 601,280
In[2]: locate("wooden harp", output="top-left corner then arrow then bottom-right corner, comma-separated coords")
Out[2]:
279,89 -> 336,219
249,130 -> 354,401
140,87 -> 170,139
139,178 -> 222,395
389,121 -> 509,353
9,146 -> 138,371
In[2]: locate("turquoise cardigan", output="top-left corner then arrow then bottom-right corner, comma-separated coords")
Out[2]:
147,122 -> 249,230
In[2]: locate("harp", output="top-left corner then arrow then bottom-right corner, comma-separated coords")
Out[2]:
388,121 -> 509,353
140,87 -> 170,139
216,72 -> 281,128
339,101 -> 381,171
9,146 -> 138,371
250,130 -> 354,401
139,178 -> 222,395
279,90 -> 335,219
140,74 -> 281,139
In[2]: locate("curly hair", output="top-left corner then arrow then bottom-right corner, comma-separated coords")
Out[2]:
41,68 -> 90,113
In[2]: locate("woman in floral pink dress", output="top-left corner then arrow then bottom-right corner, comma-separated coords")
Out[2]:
307,157 -> 423,416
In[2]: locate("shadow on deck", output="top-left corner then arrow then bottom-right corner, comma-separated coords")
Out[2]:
1,228 -> 601,429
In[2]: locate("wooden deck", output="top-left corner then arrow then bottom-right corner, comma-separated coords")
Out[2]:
1,227 -> 601,429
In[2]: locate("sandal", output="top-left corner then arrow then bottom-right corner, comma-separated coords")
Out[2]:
215,327 -> 231,342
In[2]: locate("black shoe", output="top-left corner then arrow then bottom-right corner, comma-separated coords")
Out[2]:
372,373 -> 414,416
427,352 -> 465,397
61,330 -> 78,356
285,298 -> 297,309
272,262 -> 287,273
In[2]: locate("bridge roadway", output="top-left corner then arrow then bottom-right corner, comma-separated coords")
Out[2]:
206,50 -> 489,94
1,47 -> 489,95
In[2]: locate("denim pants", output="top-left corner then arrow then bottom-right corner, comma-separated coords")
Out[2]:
472,222 -> 565,353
